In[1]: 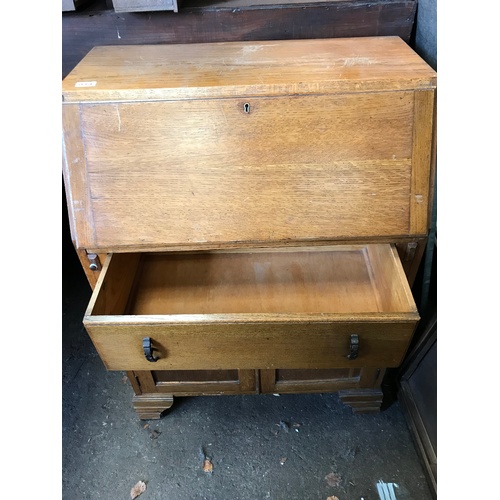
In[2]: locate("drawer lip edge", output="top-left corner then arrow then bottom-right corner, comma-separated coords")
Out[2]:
83,311 -> 420,326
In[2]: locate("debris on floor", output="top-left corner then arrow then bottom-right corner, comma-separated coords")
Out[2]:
376,480 -> 399,500
275,420 -> 303,434
279,457 -> 287,465
199,446 -> 214,474
277,420 -> 290,433
325,471 -> 342,487
203,457 -> 213,473
149,429 -> 161,440
130,480 -> 146,499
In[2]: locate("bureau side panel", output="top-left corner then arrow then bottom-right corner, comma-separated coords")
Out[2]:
62,104 -> 96,249
77,92 -> 414,250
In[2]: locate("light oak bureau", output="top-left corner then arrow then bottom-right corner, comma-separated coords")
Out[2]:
62,37 -> 436,419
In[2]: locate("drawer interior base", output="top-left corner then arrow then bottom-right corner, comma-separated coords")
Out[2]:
98,244 -> 417,317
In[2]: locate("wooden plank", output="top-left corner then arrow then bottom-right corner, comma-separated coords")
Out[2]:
71,92 -> 414,249
86,253 -> 142,315
259,369 -> 277,393
364,244 -> 418,313
409,89 -> 435,235
84,320 -> 417,370
62,38 -> 436,101
62,104 -> 95,249
261,368 -> 362,393
124,246 -> 417,316
112,0 -> 180,13
62,0 -> 418,78
146,369 -> 257,393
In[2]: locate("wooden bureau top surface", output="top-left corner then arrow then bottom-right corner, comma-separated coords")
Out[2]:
62,37 -> 436,102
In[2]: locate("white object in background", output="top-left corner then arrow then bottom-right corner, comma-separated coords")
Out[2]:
376,480 -> 399,500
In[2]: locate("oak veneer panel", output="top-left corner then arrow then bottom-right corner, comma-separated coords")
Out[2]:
87,253 -> 141,315
83,245 -> 419,371
410,89 -> 436,235
126,246 -> 415,315
150,369 -> 257,394
62,105 -> 95,250
155,369 -> 239,383
365,244 -> 415,313
275,368 -> 361,382
84,320 -> 417,371
62,37 -> 436,102
74,91 -> 414,249
62,38 -> 436,251
260,368 -> 363,393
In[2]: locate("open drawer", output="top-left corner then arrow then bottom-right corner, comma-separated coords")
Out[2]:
84,244 -> 419,371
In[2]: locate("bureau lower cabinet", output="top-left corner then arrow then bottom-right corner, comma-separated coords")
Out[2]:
62,37 -> 436,419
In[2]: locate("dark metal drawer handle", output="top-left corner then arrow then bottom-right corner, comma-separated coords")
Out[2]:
143,337 -> 159,362
347,334 -> 359,360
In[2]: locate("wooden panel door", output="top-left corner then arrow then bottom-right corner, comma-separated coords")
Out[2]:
64,90 -> 422,251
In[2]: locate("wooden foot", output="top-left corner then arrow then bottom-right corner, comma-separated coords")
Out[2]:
338,388 -> 384,414
132,394 -> 174,420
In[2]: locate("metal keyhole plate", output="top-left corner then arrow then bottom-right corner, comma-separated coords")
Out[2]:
244,103 -> 250,113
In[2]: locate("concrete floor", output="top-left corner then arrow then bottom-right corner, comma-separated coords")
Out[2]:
62,240 -> 434,500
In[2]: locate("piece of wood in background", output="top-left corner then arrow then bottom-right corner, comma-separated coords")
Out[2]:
111,0 -> 181,13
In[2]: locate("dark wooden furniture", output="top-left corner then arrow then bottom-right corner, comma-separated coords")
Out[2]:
399,314 -> 437,498
62,37 -> 436,419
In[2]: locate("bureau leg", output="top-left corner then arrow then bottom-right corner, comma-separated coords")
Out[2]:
132,394 -> 174,420
338,368 -> 385,414
338,388 -> 384,414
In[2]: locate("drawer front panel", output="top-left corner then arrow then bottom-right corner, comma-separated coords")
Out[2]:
85,320 -> 416,371
74,91 -> 414,249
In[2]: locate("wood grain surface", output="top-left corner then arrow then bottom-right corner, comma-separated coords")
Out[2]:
125,245 -> 417,315
62,38 -> 436,251
83,245 -> 418,370
84,319 -> 417,370
62,36 -> 436,408
70,92 -> 415,249
62,37 -> 436,102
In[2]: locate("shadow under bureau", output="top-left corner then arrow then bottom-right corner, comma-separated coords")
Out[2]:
62,37 -> 436,419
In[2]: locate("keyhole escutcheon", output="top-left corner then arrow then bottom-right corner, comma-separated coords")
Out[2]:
243,102 -> 250,113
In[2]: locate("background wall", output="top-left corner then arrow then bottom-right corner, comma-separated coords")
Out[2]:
414,0 -> 437,70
